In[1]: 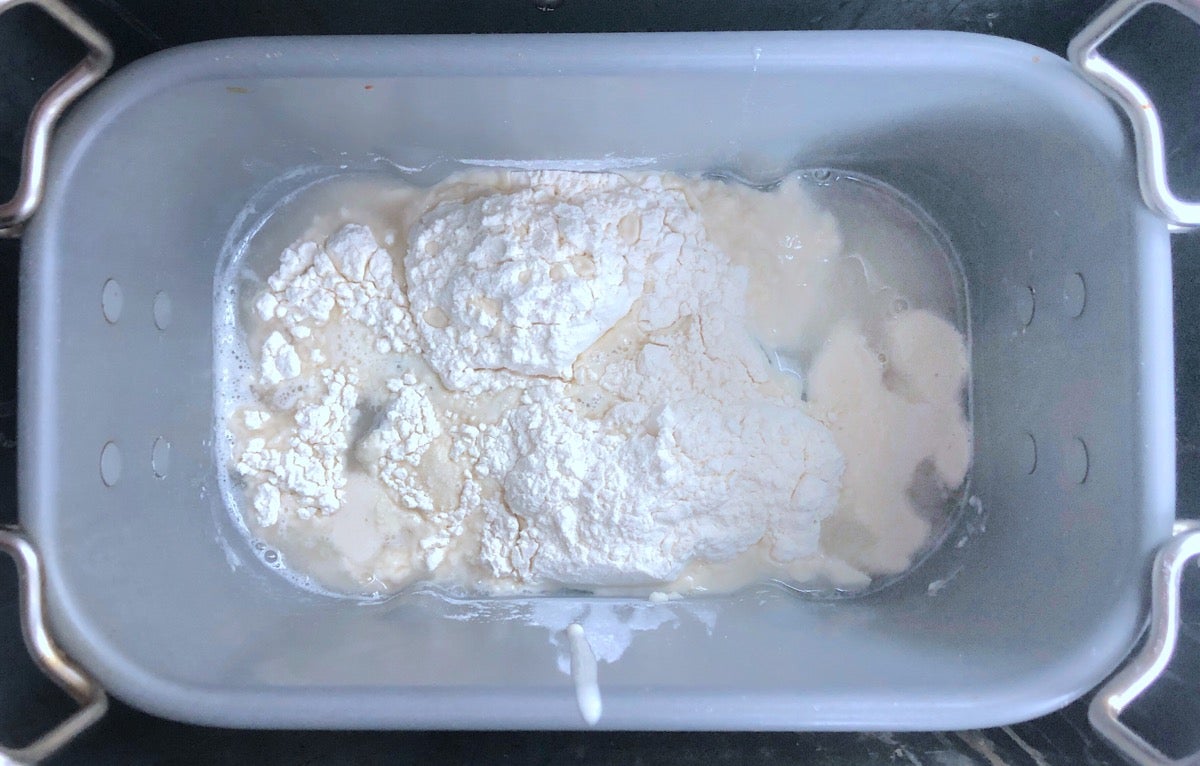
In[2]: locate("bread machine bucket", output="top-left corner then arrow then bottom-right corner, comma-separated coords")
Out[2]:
0,0 -> 1196,763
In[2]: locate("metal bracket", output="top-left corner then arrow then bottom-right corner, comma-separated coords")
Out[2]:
1069,0 -> 1200,230
0,527 -> 107,764
0,0 -> 112,237
1088,520 -> 1200,766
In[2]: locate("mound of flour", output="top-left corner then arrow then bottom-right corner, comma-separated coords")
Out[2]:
232,170 -> 848,591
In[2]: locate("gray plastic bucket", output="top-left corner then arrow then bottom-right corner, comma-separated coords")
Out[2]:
19,31 -> 1174,730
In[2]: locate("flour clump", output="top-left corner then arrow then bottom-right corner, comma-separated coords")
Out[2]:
406,172 -> 656,390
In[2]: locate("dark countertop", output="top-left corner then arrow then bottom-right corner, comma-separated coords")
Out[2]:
0,1 -> 1197,763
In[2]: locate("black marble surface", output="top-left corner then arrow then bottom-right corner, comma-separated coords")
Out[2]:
0,1 -> 1197,763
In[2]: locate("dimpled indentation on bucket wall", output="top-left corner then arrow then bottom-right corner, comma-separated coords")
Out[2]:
1063,271 -> 1087,318
101,278 -> 122,324
99,441 -> 121,487
153,291 -> 172,331
151,436 -> 171,479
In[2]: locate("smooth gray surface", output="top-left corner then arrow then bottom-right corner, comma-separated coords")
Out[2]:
17,30 -> 1175,732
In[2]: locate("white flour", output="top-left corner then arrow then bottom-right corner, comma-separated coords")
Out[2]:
223,169 -> 970,596
236,367 -> 358,524
406,172 -> 656,391
254,223 -> 411,356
